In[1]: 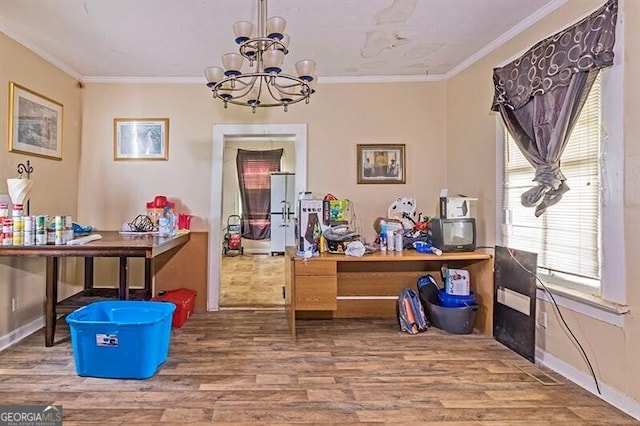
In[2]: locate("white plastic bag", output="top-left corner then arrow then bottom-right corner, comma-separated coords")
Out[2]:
345,241 -> 366,257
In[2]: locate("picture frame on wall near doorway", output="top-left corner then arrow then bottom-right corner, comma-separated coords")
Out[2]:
357,144 -> 405,184
8,81 -> 64,161
114,118 -> 169,161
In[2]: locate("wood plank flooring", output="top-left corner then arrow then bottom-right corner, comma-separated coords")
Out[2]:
0,310 -> 637,425
220,254 -> 285,308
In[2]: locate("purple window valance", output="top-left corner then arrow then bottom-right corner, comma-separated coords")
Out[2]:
491,0 -> 617,112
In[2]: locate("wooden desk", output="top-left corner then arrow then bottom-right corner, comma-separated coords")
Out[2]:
0,231 -> 190,346
285,248 -> 493,340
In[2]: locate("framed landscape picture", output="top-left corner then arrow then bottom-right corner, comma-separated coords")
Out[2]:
8,82 -> 63,160
114,118 -> 169,160
357,144 -> 406,184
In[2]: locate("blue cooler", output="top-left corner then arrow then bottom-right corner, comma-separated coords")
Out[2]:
66,301 -> 175,379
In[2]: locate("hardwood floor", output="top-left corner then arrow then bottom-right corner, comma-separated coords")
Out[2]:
220,254 -> 285,308
0,310 -> 637,425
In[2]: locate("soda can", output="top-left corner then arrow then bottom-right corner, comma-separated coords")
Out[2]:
36,215 -> 47,232
11,204 -> 23,218
2,218 -> 12,234
24,216 -> 33,232
24,232 -> 35,246
54,215 -> 65,231
65,215 -> 73,229
13,216 -> 24,232
13,231 -> 24,246
0,203 -> 8,219
36,232 -> 47,246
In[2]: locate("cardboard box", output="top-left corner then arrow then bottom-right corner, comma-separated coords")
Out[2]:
296,199 -> 324,254
439,189 -> 477,219
445,268 -> 470,296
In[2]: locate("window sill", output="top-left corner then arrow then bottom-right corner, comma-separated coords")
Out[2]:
536,282 -> 629,327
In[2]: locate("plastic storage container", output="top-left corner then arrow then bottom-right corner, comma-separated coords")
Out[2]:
437,289 -> 476,307
417,276 -> 478,334
151,288 -> 197,328
66,301 -> 176,379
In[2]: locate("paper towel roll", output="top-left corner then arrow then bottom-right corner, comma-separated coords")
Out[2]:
7,178 -> 34,205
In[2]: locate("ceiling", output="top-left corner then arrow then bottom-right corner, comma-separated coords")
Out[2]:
0,0 -> 563,83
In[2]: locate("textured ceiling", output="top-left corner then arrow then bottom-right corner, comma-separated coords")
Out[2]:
0,0 -> 563,82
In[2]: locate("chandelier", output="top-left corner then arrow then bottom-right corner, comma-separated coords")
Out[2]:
204,0 -> 317,113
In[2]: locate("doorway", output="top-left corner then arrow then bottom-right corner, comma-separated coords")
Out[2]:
208,124 -> 308,310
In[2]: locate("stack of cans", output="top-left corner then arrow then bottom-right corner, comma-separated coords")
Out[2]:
0,207 -> 73,246
11,204 -> 24,246
1,203 -> 11,245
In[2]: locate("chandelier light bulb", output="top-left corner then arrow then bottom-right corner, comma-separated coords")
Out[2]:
204,66 -> 225,86
222,53 -> 243,76
266,16 -> 286,40
278,34 -> 290,53
233,21 -> 253,44
263,50 -> 284,73
295,59 -> 316,81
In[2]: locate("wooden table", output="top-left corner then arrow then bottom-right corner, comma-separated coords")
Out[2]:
0,231 -> 190,346
285,248 -> 493,340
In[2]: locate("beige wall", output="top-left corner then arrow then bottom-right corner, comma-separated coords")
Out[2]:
78,82 -> 447,241
446,0 -> 640,405
0,33 -> 82,338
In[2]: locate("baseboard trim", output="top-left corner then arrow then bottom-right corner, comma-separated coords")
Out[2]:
536,347 -> 640,420
0,316 -> 44,352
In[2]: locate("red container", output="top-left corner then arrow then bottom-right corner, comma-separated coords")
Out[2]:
151,288 -> 196,328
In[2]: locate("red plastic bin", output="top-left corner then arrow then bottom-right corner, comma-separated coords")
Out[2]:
151,288 -> 196,328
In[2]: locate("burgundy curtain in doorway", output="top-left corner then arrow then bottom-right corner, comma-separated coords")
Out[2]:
236,148 -> 283,240
491,0 -> 617,216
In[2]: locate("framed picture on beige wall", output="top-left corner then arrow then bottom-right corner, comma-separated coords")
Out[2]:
8,82 -> 63,160
357,144 -> 406,184
114,118 -> 169,161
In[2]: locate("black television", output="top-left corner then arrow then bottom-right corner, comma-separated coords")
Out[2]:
428,218 -> 476,252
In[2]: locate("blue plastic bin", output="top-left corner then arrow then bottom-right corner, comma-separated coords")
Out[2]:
66,300 -> 176,379
437,289 -> 476,307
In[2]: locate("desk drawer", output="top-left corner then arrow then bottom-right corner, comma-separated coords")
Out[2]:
294,260 -> 336,276
295,276 -> 337,310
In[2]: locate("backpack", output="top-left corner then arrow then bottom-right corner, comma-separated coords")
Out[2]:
397,288 -> 428,334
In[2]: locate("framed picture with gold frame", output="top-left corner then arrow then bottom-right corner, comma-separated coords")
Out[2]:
114,118 -> 169,161
8,82 -> 63,160
357,144 -> 406,184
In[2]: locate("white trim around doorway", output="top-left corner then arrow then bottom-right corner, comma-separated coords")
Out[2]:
208,124 -> 308,310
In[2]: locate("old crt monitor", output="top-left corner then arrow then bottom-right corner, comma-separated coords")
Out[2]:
428,218 -> 476,252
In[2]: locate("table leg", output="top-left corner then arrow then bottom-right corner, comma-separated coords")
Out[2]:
45,257 -> 59,347
119,256 -> 129,300
144,258 -> 154,300
84,257 -> 94,290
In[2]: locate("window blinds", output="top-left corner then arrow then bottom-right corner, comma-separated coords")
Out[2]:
502,76 -> 601,286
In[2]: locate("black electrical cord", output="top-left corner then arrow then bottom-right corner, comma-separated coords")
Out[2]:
128,215 -> 157,232
504,247 -> 602,395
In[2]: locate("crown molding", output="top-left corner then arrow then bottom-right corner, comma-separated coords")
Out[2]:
444,0 -> 568,80
0,26 -> 82,80
3,0 -> 567,86
81,74 -> 445,85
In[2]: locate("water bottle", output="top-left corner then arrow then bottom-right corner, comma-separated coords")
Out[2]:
158,206 -> 173,237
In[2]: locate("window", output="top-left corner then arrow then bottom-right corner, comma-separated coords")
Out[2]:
501,76 -> 601,292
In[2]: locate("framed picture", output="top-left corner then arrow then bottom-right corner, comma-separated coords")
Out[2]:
357,144 -> 406,184
114,118 -> 169,161
8,82 -> 63,160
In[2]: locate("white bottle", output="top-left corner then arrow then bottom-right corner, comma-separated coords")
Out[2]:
387,231 -> 395,251
158,206 -> 173,237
